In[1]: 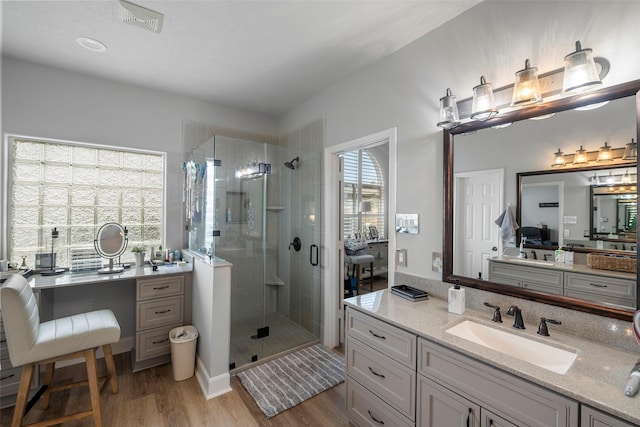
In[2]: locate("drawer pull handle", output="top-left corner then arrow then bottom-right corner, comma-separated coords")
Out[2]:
589,283 -> 608,288
155,309 -> 171,314
153,285 -> 170,290
368,330 -> 386,340
368,366 -> 385,378
367,410 -> 384,424
152,338 -> 169,344
1,373 -> 15,381
466,408 -> 472,427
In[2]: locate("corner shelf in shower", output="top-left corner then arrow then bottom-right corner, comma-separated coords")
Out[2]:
266,206 -> 285,212
265,277 -> 285,286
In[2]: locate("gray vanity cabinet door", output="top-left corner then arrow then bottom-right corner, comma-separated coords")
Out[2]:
580,405 -> 636,427
418,375 -> 480,427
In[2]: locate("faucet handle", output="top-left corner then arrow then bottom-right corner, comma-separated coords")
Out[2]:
483,302 -> 503,323
537,317 -> 561,336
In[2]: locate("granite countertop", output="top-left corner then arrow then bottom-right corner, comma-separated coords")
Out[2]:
28,263 -> 193,290
345,290 -> 640,425
490,256 -> 636,280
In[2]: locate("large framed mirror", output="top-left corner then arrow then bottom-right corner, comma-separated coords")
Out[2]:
443,80 -> 640,321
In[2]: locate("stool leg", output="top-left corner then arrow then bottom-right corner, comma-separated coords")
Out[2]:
102,344 -> 119,394
12,364 -> 34,427
42,361 -> 55,409
355,265 -> 361,294
369,261 -> 374,292
85,348 -> 102,427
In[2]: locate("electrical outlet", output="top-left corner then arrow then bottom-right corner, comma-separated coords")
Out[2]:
432,252 -> 442,272
564,229 -> 570,237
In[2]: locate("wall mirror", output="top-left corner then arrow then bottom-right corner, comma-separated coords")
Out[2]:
443,79 -> 640,321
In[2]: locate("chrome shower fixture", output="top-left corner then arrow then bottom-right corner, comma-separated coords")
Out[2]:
284,156 -> 300,170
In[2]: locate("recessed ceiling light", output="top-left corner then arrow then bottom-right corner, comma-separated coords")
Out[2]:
76,37 -> 107,53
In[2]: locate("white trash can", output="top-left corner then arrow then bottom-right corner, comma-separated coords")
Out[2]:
169,325 -> 198,381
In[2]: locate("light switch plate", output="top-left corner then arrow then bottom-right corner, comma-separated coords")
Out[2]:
432,252 -> 442,273
396,249 -> 407,267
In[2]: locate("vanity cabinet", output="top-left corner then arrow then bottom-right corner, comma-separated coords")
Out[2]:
345,307 -> 416,425
418,337 -> 578,427
581,405 -> 636,427
488,261 -> 564,294
564,272 -> 636,308
134,275 -> 184,371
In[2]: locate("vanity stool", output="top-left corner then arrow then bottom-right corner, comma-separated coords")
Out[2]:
0,275 -> 121,427
345,254 -> 374,293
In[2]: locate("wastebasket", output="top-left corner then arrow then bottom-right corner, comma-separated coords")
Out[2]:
169,325 -> 198,381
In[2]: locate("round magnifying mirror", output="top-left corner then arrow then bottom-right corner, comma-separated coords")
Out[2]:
95,222 -> 128,274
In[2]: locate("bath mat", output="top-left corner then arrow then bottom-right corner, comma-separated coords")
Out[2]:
237,343 -> 345,418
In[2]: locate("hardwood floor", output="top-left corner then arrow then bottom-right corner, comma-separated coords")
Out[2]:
1,349 -> 349,426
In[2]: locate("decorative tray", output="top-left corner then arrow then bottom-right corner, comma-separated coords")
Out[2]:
390,284 -> 429,302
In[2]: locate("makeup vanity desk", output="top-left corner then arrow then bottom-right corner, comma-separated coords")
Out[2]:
26,264 -> 193,372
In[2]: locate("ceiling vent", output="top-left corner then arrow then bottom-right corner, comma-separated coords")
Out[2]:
119,0 -> 164,33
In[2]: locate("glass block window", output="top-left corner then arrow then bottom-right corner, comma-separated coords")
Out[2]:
9,138 -> 165,269
343,149 -> 386,239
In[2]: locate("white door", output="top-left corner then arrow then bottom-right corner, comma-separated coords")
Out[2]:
454,169 -> 503,280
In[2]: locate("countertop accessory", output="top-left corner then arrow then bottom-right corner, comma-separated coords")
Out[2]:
448,280 -> 465,314
537,317 -> 561,336
390,284 -> 429,302
483,302 -> 503,322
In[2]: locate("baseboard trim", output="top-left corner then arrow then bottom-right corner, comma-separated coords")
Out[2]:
195,356 -> 231,400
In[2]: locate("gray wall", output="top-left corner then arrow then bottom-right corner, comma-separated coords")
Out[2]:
278,0 -> 640,279
1,56 -> 277,254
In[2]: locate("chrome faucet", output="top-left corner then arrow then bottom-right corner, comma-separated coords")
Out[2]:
537,317 -> 561,336
483,302 -> 503,323
506,305 -> 525,329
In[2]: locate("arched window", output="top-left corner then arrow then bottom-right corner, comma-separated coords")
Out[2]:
343,149 -> 385,239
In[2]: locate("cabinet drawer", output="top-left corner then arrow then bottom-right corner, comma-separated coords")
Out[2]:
135,323 -> 181,362
346,307 -> 416,369
565,272 -> 636,300
489,262 -> 563,289
137,276 -> 184,300
418,375 -> 480,427
418,338 -> 578,427
137,295 -> 183,330
346,375 -> 413,427
0,365 -> 22,394
347,336 -> 415,419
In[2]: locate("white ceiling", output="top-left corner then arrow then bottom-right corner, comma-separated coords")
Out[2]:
1,0 -> 480,117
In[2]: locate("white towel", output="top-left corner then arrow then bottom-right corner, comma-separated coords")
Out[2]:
494,204 -> 519,241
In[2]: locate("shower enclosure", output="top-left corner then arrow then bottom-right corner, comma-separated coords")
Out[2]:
186,133 -> 322,370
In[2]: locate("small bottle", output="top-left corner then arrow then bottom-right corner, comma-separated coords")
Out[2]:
448,280 -> 465,314
226,207 -> 232,222
564,247 -> 574,264
554,247 -> 565,263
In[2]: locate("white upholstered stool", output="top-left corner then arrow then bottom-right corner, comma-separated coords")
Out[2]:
345,254 -> 374,294
0,275 -> 121,427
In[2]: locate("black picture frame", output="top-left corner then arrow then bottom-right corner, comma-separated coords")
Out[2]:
369,225 -> 378,240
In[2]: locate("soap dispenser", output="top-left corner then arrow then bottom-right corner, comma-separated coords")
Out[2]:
448,279 -> 466,314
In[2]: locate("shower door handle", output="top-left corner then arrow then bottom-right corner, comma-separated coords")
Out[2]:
310,244 -> 319,266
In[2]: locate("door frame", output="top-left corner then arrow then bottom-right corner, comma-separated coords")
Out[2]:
322,127 -> 397,348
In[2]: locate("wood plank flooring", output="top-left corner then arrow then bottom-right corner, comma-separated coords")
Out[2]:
1,349 -> 349,426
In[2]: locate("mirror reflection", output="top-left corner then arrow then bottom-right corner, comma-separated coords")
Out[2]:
446,80 -> 639,317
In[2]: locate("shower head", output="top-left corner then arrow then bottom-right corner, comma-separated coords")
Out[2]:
284,156 -> 300,170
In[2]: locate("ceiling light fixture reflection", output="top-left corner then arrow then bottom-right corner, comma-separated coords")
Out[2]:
76,37 -> 107,53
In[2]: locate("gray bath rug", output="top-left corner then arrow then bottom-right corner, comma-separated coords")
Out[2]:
237,343 -> 345,418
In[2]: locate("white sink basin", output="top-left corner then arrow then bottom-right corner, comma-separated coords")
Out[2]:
446,320 -> 577,375
503,257 -> 555,266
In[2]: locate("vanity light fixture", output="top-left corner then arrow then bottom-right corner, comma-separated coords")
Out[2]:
562,41 -> 602,94
511,59 -> 542,107
597,141 -> 613,162
573,145 -> 588,165
622,138 -> 637,160
551,148 -> 566,167
606,171 -> 615,185
470,76 -> 499,121
437,88 -> 461,130
622,169 -> 632,184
